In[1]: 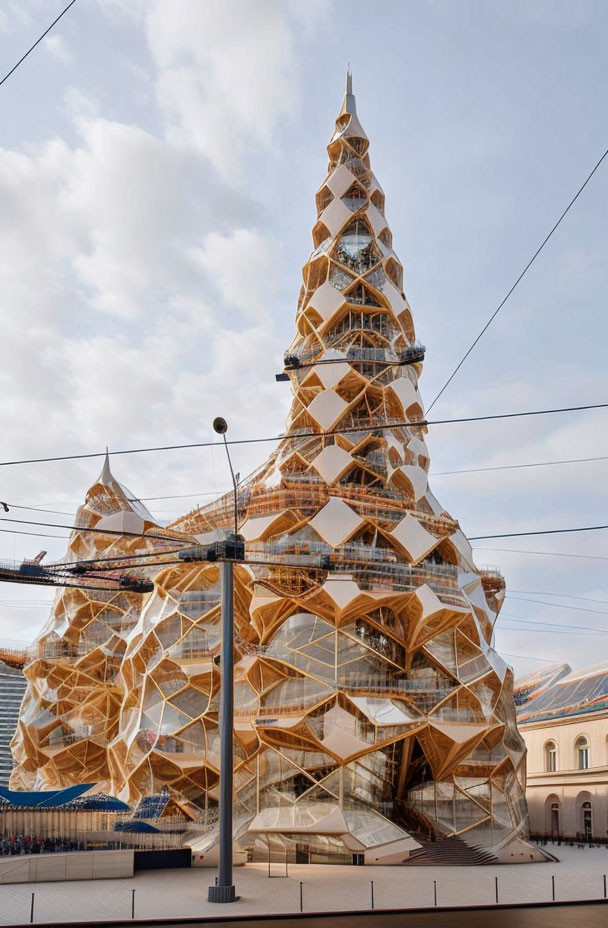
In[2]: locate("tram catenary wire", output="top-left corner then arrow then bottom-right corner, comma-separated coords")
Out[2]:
7,450 -> 608,514
0,0 -> 79,89
0,400 -> 607,468
510,590 -> 608,606
473,546 -> 608,562
499,622 -> 608,638
502,652 -> 562,664
498,612 -> 608,634
506,595 -> 608,616
1,515 -> 608,559
431,452 -> 608,477
0,516 -> 192,545
0,527 -> 69,539
470,524 -> 608,540
426,143 -> 608,413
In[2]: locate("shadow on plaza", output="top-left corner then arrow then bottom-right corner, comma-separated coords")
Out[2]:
11,900 -> 608,928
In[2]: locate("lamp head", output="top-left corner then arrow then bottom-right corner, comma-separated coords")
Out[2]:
213,417 -> 228,435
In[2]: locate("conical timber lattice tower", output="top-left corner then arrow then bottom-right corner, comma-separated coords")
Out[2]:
12,77 -> 542,864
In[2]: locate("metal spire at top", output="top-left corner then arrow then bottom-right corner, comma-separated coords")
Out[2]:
99,446 -> 113,484
339,65 -> 357,118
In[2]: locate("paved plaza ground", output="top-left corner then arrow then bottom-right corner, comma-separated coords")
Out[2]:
0,845 -> 607,925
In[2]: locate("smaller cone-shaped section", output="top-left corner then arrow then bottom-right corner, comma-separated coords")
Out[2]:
11,462 -> 160,792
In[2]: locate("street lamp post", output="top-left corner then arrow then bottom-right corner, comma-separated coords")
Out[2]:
208,417 -> 238,904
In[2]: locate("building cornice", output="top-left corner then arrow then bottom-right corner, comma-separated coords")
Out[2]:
518,709 -> 608,731
527,766 -> 608,787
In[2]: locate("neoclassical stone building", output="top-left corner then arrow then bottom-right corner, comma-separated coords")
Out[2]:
516,663 -> 608,840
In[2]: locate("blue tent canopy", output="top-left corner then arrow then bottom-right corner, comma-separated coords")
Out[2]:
114,820 -> 160,833
74,795 -> 130,811
0,784 -> 94,808
0,785 -> 130,811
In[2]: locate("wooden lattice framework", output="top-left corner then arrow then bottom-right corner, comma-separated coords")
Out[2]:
12,76 -> 540,865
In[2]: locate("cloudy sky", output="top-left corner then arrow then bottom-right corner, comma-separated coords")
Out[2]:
0,0 -> 607,676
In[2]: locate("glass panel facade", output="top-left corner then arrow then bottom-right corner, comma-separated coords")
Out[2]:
11,77 -> 534,866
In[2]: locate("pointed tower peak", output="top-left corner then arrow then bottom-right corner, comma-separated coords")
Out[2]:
333,75 -> 368,151
88,447 -> 157,525
339,66 -> 357,118
97,445 -> 114,486
99,447 -> 113,485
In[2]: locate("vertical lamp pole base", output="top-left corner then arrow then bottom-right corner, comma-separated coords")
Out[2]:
207,556 -> 236,904
208,884 -> 236,904
207,418 -> 242,907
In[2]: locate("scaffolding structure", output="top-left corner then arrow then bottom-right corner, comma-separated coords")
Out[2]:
11,75 -> 538,866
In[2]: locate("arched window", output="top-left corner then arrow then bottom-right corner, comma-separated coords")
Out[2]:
546,794 -> 561,836
576,736 -> 590,770
545,740 -> 557,772
550,801 -> 560,835
582,801 -> 592,840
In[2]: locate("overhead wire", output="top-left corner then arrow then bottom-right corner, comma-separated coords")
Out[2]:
499,623 -> 608,638
498,612 -> 608,634
0,602 -> 54,608
56,549 -> 190,570
499,627 -> 603,638
4,447 -> 608,513
470,524 -> 608,541
431,453 -> 608,477
1,512 -> 608,556
426,142 -> 608,413
501,653 -> 563,664
473,547 -> 608,562
2,516 -> 608,565
509,590 -> 608,606
506,595 -> 608,616
0,517 -> 192,545
1,401 -> 608,468
0,574 -> 130,593
0,527 -> 69,539
3,504 -> 78,517
0,0 -> 79,89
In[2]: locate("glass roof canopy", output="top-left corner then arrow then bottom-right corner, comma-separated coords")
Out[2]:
516,663 -> 608,723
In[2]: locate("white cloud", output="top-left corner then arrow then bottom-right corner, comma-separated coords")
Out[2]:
146,0 -> 299,177
45,33 -> 71,64
0,0 -> 317,645
192,229 -> 280,324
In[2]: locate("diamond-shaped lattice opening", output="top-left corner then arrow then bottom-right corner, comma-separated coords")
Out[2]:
363,266 -> 386,291
344,619 -> 405,666
385,257 -> 403,290
304,256 -> 329,292
338,149 -> 370,182
342,182 -> 368,213
333,219 -> 380,274
371,190 -> 385,213
346,136 -> 369,157
329,264 -> 356,291
378,228 -> 392,249
312,221 -> 331,249
316,185 -> 333,214
429,688 -> 485,724
343,281 -> 381,307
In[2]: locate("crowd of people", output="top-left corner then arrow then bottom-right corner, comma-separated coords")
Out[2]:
0,833 -> 85,856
